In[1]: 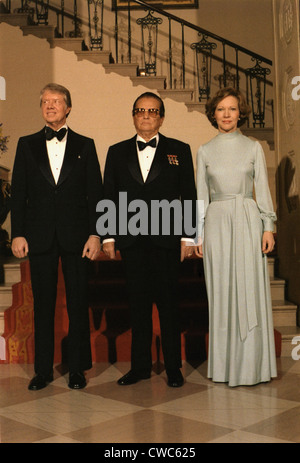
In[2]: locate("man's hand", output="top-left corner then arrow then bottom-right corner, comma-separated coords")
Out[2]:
180,242 -> 195,262
194,244 -> 203,258
102,241 -> 116,260
82,236 -> 101,260
11,237 -> 29,258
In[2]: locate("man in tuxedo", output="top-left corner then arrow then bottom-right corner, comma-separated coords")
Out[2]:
11,83 -> 103,390
102,92 -> 197,387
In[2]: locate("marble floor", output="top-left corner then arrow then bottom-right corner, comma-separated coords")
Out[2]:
0,358 -> 300,444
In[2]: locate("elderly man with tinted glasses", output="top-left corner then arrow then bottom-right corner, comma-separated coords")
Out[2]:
102,92 -> 197,387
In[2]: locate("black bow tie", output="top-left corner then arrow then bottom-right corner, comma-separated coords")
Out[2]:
45,126 -> 67,141
137,138 -> 157,151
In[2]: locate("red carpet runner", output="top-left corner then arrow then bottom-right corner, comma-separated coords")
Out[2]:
0,253 -> 281,365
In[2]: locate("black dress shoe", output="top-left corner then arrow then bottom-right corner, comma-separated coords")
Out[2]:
68,372 -> 86,389
167,370 -> 184,388
117,370 -> 151,386
28,373 -> 53,391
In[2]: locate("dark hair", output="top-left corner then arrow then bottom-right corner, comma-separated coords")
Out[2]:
40,83 -> 72,109
205,87 -> 251,128
132,92 -> 165,117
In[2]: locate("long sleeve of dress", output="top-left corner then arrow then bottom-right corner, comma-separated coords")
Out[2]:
253,141 -> 277,232
196,145 -> 209,243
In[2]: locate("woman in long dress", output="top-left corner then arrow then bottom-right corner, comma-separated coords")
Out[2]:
195,87 -> 277,387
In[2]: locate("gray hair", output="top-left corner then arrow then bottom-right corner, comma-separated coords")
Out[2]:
40,83 -> 72,108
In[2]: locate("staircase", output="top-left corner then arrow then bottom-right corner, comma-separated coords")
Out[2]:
0,256 -> 21,335
268,257 -> 300,356
0,256 -> 22,361
0,10 -> 193,105
0,0 -> 274,127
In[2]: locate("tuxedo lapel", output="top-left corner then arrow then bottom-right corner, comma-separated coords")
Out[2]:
30,129 -> 56,188
57,128 -> 78,187
127,136 -> 144,185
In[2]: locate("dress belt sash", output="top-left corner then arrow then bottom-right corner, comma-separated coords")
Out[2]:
210,193 -> 258,341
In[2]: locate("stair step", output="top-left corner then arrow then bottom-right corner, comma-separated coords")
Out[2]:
241,127 -> 274,150
3,262 -> 21,284
270,277 -> 285,300
0,304 -> 8,335
0,258 -> 23,335
0,284 -> 13,306
130,76 -> 166,90
21,25 -> 55,39
0,13 -> 33,27
268,257 -> 276,278
103,63 -> 139,77
159,89 -> 194,103
76,50 -> 111,64
272,300 -> 297,326
48,37 -> 83,52
185,102 -> 206,113
275,326 -> 300,357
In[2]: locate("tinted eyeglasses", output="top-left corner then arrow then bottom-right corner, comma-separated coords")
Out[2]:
133,108 -> 161,118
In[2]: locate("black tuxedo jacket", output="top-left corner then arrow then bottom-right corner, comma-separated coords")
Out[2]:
11,127 -> 103,254
103,133 -> 197,250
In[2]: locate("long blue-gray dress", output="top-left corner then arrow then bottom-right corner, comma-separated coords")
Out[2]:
196,130 -> 277,387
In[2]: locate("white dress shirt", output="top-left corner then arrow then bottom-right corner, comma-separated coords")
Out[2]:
136,134 -> 158,182
46,124 -> 68,184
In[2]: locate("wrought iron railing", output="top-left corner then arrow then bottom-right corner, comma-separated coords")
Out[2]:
3,0 -> 273,127
121,0 -> 273,128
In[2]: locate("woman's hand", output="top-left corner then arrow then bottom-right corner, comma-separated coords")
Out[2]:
262,231 -> 275,254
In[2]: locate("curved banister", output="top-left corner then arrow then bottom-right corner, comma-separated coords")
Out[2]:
130,0 -> 272,66
9,0 -> 273,126
125,0 -> 272,126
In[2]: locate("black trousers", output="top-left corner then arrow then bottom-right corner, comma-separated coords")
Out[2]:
120,240 -> 182,374
29,237 -> 92,375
